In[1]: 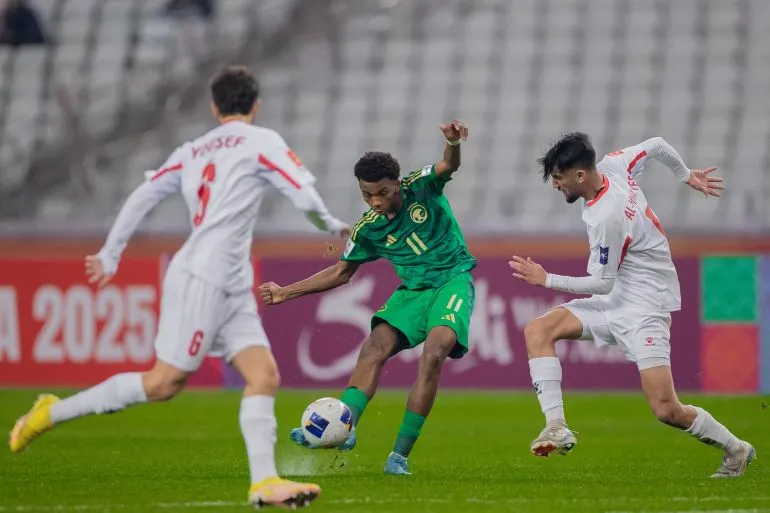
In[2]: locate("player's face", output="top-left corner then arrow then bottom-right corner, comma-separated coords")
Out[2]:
550,169 -> 582,204
358,178 -> 401,215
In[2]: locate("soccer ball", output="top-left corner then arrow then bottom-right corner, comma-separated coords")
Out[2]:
300,397 -> 352,448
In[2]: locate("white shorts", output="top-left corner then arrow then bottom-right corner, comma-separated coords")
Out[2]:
560,297 -> 672,370
155,265 -> 270,372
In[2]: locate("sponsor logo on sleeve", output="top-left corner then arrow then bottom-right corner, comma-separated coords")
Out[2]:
599,246 -> 609,265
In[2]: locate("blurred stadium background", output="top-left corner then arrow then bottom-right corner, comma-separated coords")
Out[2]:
0,0 -> 768,394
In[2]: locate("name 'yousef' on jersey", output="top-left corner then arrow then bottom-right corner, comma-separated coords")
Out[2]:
192,135 -> 246,159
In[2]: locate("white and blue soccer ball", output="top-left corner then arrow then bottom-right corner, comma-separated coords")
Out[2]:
300,397 -> 352,448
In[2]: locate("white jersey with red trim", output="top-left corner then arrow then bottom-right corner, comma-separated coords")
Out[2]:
581,139 -> 681,312
99,120 -> 344,294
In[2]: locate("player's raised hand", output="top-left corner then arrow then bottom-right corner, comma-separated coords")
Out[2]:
85,255 -> 114,288
687,166 -> 724,198
259,282 -> 287,306
509,256 -> 548,287
439,119 -> 469,143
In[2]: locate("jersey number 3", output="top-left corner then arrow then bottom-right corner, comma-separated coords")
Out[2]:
193,163 -> 216,227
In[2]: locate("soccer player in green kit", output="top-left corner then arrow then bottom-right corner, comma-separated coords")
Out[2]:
258,120 -> 473,475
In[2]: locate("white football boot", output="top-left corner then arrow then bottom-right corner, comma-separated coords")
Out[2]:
530,424 -> 577,457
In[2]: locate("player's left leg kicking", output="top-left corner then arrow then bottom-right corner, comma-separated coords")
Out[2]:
523,301 -> 755,477
9,267 -> 320,507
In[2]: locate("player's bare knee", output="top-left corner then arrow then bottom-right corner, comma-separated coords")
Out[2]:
142,362 -> 189,401
524,318 -> 556,354
144,374 -> 187,401
244,362 -> 280,396
420,328 -> 456,374
361,325 -> 397,363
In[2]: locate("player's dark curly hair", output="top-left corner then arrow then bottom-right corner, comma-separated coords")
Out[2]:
353,151 -> 401,182
210,66 -> 260,117
538,132 -> 596,182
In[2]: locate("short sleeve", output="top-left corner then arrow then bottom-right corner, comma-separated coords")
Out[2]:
401,164 -> 448,195
586,212 -> 628,279
340,233 -> 380,264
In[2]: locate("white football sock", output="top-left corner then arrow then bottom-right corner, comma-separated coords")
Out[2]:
529,357 -> 565,426
240,395 -> 279,484
49,372 -> 147,424
685,405 -> 741,453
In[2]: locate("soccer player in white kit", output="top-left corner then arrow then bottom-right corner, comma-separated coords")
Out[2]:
9,67 -> 349,507
509,133 -> 755,478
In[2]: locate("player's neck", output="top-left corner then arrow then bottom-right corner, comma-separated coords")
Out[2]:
218,115 -> 253,125
384,195 -> 404,220
583,172 -> 606,202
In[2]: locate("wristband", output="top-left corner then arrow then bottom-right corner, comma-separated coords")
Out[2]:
446,139 -> 460,147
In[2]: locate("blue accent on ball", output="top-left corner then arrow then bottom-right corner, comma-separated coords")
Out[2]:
339,405 -> 352,427
305,412 -> 329,438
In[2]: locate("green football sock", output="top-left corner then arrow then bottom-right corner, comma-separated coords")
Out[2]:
340,387 -> 369,426
392,410 -> 426,458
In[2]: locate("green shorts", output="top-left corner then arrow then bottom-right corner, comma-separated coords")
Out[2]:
372,272 -> 475,359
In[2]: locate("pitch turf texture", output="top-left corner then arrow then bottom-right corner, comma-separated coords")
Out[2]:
1,390 -> 768,513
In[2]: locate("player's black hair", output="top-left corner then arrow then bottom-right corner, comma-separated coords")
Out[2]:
353,151 -> 401,182
209,66 -> 260,116
538,132 -> 597,182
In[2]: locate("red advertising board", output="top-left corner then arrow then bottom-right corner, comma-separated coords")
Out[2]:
1,255 -> 703,391
0,258 -> 161,386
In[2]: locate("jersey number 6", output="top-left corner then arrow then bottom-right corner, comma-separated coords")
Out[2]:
193,163 -> 217,227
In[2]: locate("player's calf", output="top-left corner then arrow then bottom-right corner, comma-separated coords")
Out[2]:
640,365 -> 753,476
347,323 -> 401,401
524,309 -> 579,358
8,367 -> 160,453
387,328 -> 455,471
648,398 -> 695,429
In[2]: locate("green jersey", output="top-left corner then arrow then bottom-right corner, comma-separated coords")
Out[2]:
341,164 -> 477,289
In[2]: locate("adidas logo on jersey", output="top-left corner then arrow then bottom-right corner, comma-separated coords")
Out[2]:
386,235 -> 396,246
441,313 -> 456,323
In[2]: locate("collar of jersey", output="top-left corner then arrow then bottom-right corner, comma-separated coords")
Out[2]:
586,174 -> 610,207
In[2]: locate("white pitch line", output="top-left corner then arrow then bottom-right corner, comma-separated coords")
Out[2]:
607,510 -> 770,513
2,497 -> 769,512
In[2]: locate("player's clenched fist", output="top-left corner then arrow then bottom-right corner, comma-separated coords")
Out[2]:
259,282 -> 287,305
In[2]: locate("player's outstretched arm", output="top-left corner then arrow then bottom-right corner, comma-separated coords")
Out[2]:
258,130 -> 350,236
509,256 -> 615,295
293,186 -> 350,238
434,119 -> 469,180
259,260 -> 360,306
634,137 -> 724,197
87,170 -> 180,288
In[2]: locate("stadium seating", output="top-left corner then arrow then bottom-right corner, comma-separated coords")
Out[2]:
1,0 -> 769,233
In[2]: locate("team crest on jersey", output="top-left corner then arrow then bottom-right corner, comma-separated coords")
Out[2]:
409,203 -> 428,224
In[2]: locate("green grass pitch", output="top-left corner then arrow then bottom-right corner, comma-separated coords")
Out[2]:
0,389 -> 768,513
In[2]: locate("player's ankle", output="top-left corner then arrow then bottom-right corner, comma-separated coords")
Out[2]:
546,418 -> 567,429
